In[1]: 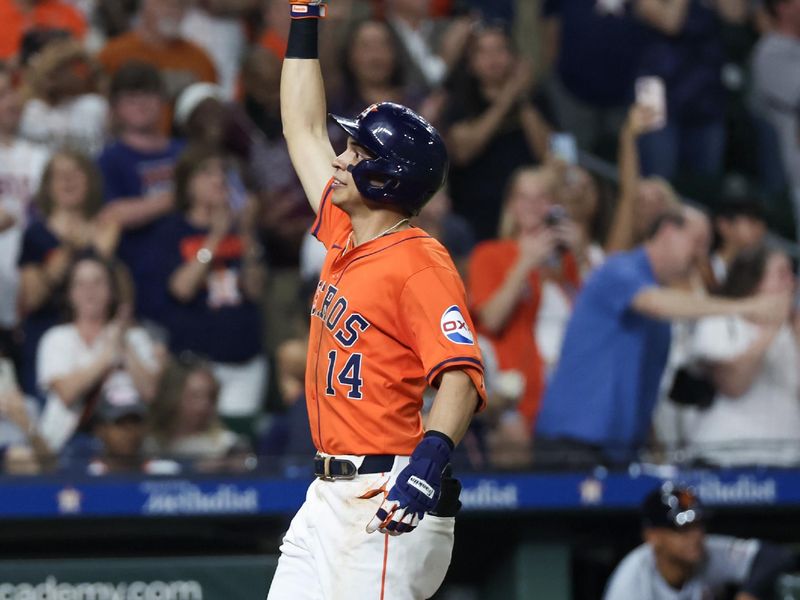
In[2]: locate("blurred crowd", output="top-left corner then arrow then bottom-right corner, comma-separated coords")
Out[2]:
0,0 -> 799,475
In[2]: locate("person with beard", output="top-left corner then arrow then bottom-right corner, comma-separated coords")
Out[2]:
604,484 -> 795,600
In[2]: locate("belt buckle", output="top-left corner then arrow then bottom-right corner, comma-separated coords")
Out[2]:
320,456 -> 334,481
318,456 -> 357,481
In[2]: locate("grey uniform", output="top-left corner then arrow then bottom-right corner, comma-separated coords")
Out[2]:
604,535 -> 760,600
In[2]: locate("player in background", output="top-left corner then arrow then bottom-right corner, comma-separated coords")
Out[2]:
604,484 -> 795,600
268,1 -> 487,598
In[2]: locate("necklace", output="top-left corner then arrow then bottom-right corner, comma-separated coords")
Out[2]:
360,217 -> 410,245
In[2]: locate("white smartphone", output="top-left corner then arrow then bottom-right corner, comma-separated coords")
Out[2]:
635,76 -> 667,130
549,132 -> 579,165
0,358 -> 17,394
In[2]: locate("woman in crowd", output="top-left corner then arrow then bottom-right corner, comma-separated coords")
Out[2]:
155,145 -> 268,429
19,39 -> 108,156
686,245 -> 800,466
446,21 -> 552,240
146,357 -> 249,468
36,255 -> 163,453
533,163 -> 606,378
468,166 -> 581,433
17,150 -> 119,396
333,19 -> 419,120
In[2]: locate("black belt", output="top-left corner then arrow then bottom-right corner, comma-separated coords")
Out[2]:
313,454 -> 396,480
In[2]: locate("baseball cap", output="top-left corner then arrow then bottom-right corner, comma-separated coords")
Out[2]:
95,372 -> 146,423
642,483 -> 705,529
174,82 -> 224,128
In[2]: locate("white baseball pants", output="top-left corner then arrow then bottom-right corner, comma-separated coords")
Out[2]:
267,456 -> 455,600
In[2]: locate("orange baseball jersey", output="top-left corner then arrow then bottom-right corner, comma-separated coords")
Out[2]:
468,239 -> 580,425
306,180 -> 487,456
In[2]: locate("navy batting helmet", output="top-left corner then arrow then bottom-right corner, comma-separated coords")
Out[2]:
642,483 -> 705,529
330,102 -> 448,215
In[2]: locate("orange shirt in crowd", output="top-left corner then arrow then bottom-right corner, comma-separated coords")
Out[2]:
98,32 -> 217,99
468,240 -> 580,426
0,0 -> 87,61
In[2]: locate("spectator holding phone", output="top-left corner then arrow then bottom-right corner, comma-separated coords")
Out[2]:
36,255 -> 164,453
684,246 -> 800,467
446,21 -> 553,240
607,103 -> 682,254
155,145 -> 267,427
468,166 -> 581,430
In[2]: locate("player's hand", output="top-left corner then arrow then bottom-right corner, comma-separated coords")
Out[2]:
366,433 -> 452,536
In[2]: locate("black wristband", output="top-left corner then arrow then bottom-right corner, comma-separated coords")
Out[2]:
424,430 -> 455,452
286,18 -> 319,59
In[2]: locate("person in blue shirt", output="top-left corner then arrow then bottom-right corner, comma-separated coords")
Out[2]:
534,209 -> 787,468
96,62 -> 184,322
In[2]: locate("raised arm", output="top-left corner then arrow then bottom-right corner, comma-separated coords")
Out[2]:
605,105 -> 657,253
281,3 -> 336,213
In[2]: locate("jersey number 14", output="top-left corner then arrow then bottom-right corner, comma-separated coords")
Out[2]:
325,350 -> 364,400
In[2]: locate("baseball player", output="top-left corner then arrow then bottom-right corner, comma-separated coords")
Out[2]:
267,2 -> 487,599
604,483 -> 795,600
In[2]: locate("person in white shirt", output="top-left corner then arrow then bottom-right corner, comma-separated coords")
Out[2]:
605,483 -> 794,600
686,245 -> 800,467
19,39 -> 109,156
36,255 -> 164,453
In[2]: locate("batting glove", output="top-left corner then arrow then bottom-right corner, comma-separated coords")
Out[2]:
290,0 -> 327,18
366,431 -> 453,536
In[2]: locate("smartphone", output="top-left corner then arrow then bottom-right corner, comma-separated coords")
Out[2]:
544,205 -> 568,228
549,133 -> 578,165
0,358 -> 17,394
635,76 -> 667,130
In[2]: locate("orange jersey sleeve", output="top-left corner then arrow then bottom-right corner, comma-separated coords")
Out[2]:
399,265 -> 487,411
310,178 -> 352,250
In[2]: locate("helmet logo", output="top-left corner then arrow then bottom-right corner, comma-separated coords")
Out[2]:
440,305 -> 474,345
360,104 -> 380,119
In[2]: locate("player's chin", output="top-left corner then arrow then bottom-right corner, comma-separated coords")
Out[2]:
331,185 -> 356,208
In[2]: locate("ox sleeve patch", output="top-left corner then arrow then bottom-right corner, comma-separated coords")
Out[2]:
440,305 -> 474,345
